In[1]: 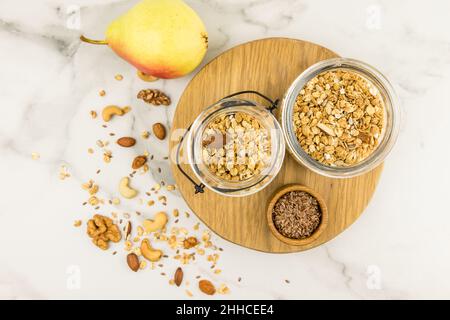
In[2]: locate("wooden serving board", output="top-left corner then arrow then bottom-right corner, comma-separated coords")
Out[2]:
169,38 -> 383,253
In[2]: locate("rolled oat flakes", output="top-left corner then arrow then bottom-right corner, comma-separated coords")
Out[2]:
201,112 -> 272,181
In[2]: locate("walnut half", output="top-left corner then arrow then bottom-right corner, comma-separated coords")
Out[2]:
87,214 -> 122,250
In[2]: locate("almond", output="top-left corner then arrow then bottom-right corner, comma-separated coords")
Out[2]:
117,137 -> 136,147
152,123 -> 166,140
174,267 -> 183,287
199,279 -> 215,295
127,253 -> 140,272
132,155 -> 147,170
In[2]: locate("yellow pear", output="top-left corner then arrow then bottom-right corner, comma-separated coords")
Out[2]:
81,0 -> 208,79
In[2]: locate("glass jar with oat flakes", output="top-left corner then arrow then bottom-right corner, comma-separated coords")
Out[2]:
184,94 -> 285,197
280,58 -> 400,178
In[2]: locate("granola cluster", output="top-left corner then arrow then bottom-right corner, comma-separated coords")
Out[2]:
202,112 -> 271,181
293,70 -> 385,166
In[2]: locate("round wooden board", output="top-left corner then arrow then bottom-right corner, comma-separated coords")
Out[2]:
169,38 -> 383,253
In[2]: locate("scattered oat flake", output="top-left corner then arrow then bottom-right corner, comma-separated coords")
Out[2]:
73,220 -> 82,227
115,74 -> 123,81
186,290 -> 193,297
31,152 -> 40,160
99,90 -> 106,96
90,110 -> 97,119
88,148 -> 94,154
59,165 -> 70,180
218,284 -> 230,294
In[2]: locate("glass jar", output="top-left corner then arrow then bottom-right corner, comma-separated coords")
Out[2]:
186,96 -> 285,197
280,58 -> 400,178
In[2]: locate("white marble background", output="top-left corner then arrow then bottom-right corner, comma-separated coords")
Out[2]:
1,0 -> 449,299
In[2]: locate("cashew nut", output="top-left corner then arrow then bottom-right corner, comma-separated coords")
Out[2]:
140,239 -> 163,262
143,212 -> 168,233
119,177 -> 138,199
102,105 -> 124,122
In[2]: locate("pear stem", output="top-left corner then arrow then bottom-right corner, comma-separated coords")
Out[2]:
80,35 -> 108,45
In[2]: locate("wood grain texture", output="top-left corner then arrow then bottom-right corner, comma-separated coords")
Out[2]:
169,38 -> 383,253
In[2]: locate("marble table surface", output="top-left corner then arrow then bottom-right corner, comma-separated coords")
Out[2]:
1,0 -> 450,299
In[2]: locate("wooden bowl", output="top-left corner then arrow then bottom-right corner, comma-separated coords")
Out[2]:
266,184 -> 328,246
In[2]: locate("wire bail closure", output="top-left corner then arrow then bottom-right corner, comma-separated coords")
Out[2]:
175,90 -> 279,195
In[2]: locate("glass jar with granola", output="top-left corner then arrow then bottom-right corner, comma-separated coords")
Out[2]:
281,58 -> 400,178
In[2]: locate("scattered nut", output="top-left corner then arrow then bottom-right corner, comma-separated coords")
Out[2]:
132,155 -> 147,170
183,237 -> 198,249
87,214 -> 121,250
143,212 -> 168,233
174,267 -> 183,287
140,239 -> 163,262
127,253 -> 140,272
137,89 -> 170,106
199,280 -> 216,295
119,177 -> 138,199
102,105 -> 124,122
117,137 -> 136,147
152,123 -> 166,140
125,221 -> 132,239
